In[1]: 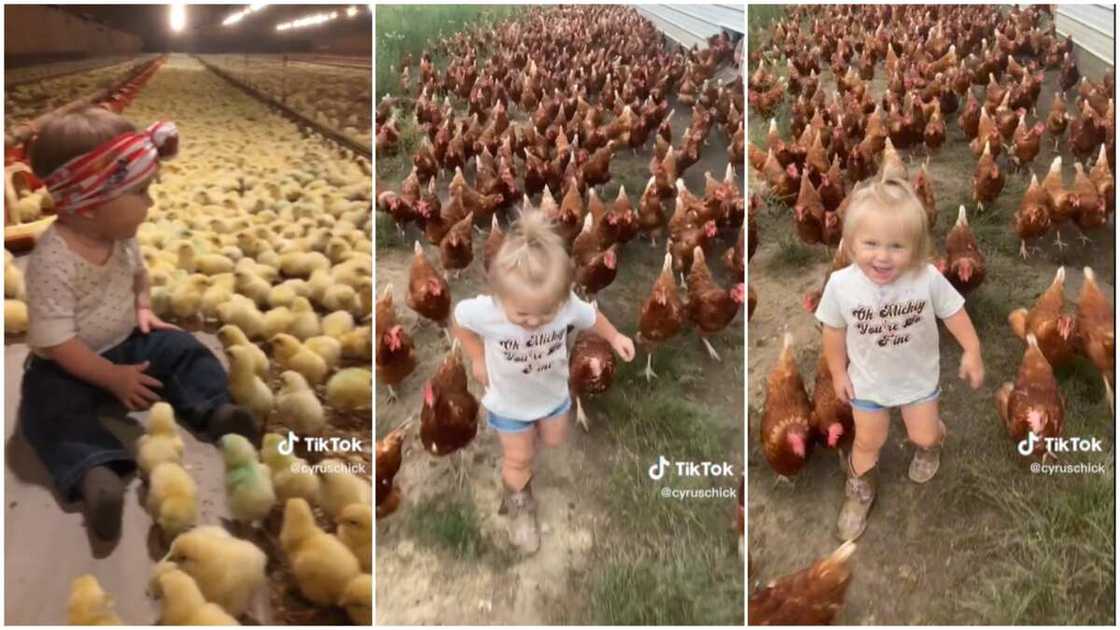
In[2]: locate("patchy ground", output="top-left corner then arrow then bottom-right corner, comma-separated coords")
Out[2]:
374,21 -> 744,626
746,15 -> 1115,625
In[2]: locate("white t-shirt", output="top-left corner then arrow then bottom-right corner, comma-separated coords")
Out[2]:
453,292 -> 598,421
814,263 -> 965,407
26,225 -> 141,356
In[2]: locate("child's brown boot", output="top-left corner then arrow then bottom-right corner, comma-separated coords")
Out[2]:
499,478 -> 540,555
81,465 -> 125,541
837,456 -> 876,541
909,421 -> 945,484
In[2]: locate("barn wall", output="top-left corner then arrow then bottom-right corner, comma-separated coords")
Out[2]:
1055,4 -> 1114,81
636,4 -> 744,51
4,5 -> 142,65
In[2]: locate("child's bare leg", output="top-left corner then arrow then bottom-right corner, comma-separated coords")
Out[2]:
497,429 -> 537,491
850,408 -> 889,475
537,410 -> 571,448
901,398 -> 944,448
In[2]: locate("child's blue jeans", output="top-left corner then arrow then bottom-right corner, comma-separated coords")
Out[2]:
18,329 -> 231,501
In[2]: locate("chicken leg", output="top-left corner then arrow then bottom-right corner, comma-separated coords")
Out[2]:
643,353 -> 658,382
1053,231 -> 1068,251
386,386 -> 399,404
701,336 -> 722,362
575,396 -> 591,432
1019,239 -> 1030,259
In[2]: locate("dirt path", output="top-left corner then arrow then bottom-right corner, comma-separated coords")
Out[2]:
747,42 -> 1115,623
375,75 -> 745,623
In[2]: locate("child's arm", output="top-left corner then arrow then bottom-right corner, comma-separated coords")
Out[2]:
591,310 -> 635,362
42,338 -> 162,410
821,324 -> 854,403
131,246 -> 178,333
942,308 -> 984,388
449,315 -> 488,386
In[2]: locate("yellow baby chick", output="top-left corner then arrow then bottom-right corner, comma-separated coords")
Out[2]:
261,432 -> 321,505
67,574 -> 123,625
307,269 -> 332,304
321,284 -> 359,314
267,283 -> 298,309
177,242 -> 234,275
304,335 -> 342,370
137,402 -> 184,475
322,310 -> 356,339
226,345 -> 274,420
338,574 -> 372,625
5,253 -> 25,300
326,368 -> 372,412
5,299 -> 28,335
161,526 -> 266,616
288,297 -> 321,340
337,503 -> 372,572
357,278 -> 372,320
339,326 -> 372,361
221,434 -> 276,525
263,306 -> 295,339
153,568 -> 240,625
216,325 -> 268,376
234,269 -> 271,308
217,296 -> 266,340
279,498 -> 361,606
269,333 -> 328,386
170,274 -> 209,321
146,462 -> 199,540
200,273 -> 236,320
318,459 -> 372,519
276,370 -> 326,433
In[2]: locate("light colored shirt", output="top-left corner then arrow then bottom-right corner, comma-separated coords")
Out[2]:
26,225 -> 141,356
453,292 -> 597,421
814,263 -> 965,407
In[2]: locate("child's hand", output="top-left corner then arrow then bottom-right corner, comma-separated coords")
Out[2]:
108,361 -> 163,411
470,356 -> 489,388
609,333 -> 636,362
833,371 -> 855,405
137,307 -> 181,334
959,350 -> 984,389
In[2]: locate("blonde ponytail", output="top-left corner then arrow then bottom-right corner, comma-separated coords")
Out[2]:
489,209 -> 572,309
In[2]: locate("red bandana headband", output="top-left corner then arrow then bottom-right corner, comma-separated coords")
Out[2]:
43,120 -> 179,216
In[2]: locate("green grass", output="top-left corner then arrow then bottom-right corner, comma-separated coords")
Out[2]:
569,359 -> 744,625
377,107 -> 424,183
406,491 -> 515,568
375,5 -> 525,96
953,457 -> 1114,624
746,6 -> 785,56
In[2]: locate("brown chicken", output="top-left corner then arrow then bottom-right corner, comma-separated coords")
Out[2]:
687,246 -> 743,362
1010,114 -> 1045,171
812,352 -> 854,452
570,328 -> 617,431
439,211 -> 474,278
793,175 -> 825,246
939,205 -> 986,296
995,335 -> 1064,458
450,167 -> 502,224
762,149 -> 800,204
553,178 -> 586,244
1046,92 -> 1072,151
723,225 -> 746,283
913,162 -> 937,230
1041,156 -> 1080,248
1089,145 -> 1114,214
376,285 -> 417,403
972,141 -> 1004,210
483,214 -> 505,274
419,340 -> 480,482
748,541 -> 856,625
638,252 -> 685,382
760,333 -> 813,477
582,140 -> 616,187
747,282 -> 757,321
1076,267 -> 1115,409
407,241 -> 451,331
1008,267 -> 1077,369
878,137 -> 908,182
1014,174 -> 1053,259
638,176 -> 665,246
375,421 -> 411,518
1071,161 -> 1107,236
573,214 -> 619,299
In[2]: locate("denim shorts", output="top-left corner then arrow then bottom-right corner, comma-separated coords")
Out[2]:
487,398 -> 572,433
850,387 -> 941,411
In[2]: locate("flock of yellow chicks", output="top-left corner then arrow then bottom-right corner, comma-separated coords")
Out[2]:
0,55 -> 379,624
200,54 -> 372,149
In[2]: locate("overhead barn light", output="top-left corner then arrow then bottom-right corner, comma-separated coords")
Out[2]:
224,3 -> 269,27
169,3 -> 186,33
276,10 -> 340,32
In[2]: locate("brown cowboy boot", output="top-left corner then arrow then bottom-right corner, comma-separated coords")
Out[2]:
499,477 -> 540,554
837,456 -> 877,541
909,422 -> 946,484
